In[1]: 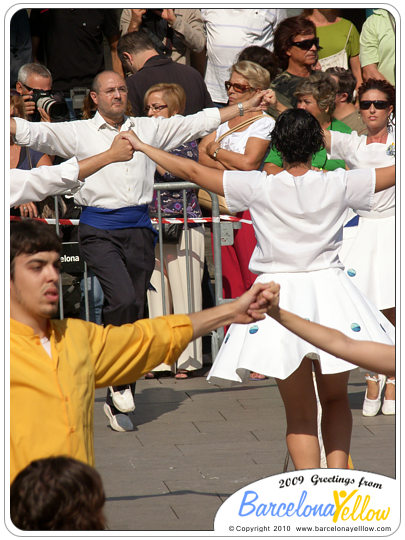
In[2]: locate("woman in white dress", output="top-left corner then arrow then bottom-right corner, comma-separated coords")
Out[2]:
323,78 -> 395,417
121,109 -> 395,470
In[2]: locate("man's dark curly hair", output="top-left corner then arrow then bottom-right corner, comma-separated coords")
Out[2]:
270,109 -> 325,165
10,456 -> 106,531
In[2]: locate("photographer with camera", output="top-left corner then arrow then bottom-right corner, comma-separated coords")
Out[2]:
15,63 -> 70,123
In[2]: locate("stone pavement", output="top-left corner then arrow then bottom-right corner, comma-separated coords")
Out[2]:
93,367 -> 395,533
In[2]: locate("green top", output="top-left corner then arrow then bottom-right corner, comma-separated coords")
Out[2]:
359,9 -> 395,86
265,118 -> 352,171
316,18 -> 360,59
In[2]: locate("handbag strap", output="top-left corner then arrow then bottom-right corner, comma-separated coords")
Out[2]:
217,114 -> 267,144
343,24 -> 353,49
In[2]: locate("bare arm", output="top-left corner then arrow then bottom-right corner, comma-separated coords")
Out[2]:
261,283 -> 395,376
361,63 -> 387,82
198,131 -> 225,170
349,55 -> 363,88
374,165 -> 395,192
189,282 -> 274,339
108,34 -> 124,77
206,136 -> 270,171
218,90 -> 277,125
78,133 -> 134,179
123,130 -> 226,195
263,162 -> 283,175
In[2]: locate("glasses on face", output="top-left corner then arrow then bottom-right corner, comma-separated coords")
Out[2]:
144,104 -> 168,113
291,37 -> 320,51
359,100 -> 390,110
224,81 -> 254,93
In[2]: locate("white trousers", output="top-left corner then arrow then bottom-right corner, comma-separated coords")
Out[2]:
147,226 -> 205,372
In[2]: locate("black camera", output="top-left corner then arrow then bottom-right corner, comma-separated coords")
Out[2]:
30,89 -> 70,122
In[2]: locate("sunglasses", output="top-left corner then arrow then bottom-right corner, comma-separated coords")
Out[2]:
359,100 -> 390,110
144,104 -> 168,113
224,81 -> 254,93
291,37 -> 320,51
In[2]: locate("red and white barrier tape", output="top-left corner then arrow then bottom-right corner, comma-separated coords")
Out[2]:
10,215 -> 253,226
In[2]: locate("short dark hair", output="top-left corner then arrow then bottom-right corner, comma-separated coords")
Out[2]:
238,45 -> 280,81
274,16 -> 316,70
117,29 -> 155,66
270,108 -> 325,165
10,456 -> 106,531
10,220 -> 62,278
325,67 -> 357,103
358,78 -> 395,113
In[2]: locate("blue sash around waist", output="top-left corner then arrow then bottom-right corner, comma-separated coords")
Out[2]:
80,205 -> 157,239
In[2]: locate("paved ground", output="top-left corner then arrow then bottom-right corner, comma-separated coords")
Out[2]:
93,366 -> 395,533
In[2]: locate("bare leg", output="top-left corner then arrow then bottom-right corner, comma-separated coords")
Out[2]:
382,307 -> 395,401
276,357 -> 320,470
314,363 -> 352,468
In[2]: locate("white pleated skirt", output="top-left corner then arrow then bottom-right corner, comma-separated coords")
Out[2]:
340,214 -> 395,310
207,268 -> 394,384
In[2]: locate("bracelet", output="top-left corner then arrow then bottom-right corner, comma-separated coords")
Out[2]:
212,147 -> 221,160
237,102 -> 244,116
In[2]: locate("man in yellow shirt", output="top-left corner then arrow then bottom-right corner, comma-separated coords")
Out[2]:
10,219 -> 272,482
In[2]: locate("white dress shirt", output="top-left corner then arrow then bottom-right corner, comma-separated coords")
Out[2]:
201,9 -> 287,103
13,109 -> 220,209
10,158 -> 81,207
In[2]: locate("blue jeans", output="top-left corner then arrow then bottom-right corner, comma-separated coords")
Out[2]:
80,271 -> 104,325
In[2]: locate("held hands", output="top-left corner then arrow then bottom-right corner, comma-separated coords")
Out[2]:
119,129 -> 145,152
244,89 -> 277,113
232,282 -> 280,324
108,132 -> 136,163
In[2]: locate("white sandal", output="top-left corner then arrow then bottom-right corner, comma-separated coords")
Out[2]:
362,374 -> 386,417
382,378 -> 395,415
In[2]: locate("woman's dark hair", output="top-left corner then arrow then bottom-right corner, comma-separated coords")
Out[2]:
10,220 -> 62,279
273,16 -> 317,70
270,108 -> 325,165
238,45 -> 280,81
358,78 -> 395,113
10,456 -> 106,531
325,67 -> 357,103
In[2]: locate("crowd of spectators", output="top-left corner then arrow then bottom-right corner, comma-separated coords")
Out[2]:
9,7 -> 396,530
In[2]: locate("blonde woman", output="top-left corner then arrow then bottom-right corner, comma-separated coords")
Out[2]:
144,83 -> 204,379
198,61 -> 275,380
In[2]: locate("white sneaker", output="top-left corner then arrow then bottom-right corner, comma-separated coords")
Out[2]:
382,379 -> 395,415
103,403 -> 135,432
109,386 -> 135,413
362,375 -> 386,417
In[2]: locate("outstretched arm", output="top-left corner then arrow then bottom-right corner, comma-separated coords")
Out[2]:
374,165 -> 395,192
260,283 -> 395,376
123,130 -> 226,195
10,133 -> 135,206
189,282 -> 275,340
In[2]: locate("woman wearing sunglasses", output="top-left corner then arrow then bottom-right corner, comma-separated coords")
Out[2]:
198,61 -> 274,301
198,61 -> 275,380
270,16 -> 320,111
324,78 -> 396,417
